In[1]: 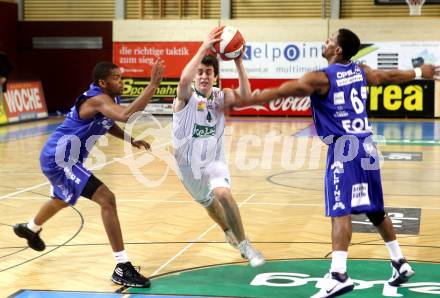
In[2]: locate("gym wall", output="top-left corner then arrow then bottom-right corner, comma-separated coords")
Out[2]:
113,18 -> 440,42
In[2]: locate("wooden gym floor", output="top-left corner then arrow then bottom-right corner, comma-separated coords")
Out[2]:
1,116 -> 439,297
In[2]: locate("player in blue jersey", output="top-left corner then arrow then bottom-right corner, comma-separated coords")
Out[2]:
231,29 -> 439,297
13,58 -> 164,288
0,51 -> 13,92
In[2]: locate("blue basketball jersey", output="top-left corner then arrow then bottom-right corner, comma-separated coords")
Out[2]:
310,62 -> 372,139
310,63 -> 384,217
38,83 -> 120,204
40,83 -> 120,169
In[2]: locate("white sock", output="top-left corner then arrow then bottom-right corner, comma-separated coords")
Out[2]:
331,251 -> 348,274
27,218 -> 42,233
238,239 -> 250,253
385,240 -> 404,261
113,250 -> 129,264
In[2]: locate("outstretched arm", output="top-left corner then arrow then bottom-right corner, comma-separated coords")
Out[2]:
174,26 -> 223,112
81,58 -> 164,122
360,63 -> 439,86
230,71 -> 330,107
108,123 -> 134,143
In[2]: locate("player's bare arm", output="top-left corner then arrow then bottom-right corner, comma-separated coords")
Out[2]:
223,49 -> 251,107
80,58 -> 164,122
175,26 -> 223,112
360,63 -> 439,86
230,71 -> 329,107
107,123 -> 151,150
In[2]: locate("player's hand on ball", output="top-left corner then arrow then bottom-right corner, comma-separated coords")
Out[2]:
202,26 -> 224,53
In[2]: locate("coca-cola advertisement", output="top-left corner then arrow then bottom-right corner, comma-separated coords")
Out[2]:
221,79 -> 312,116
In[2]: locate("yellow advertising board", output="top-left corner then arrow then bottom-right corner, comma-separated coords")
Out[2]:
0,89 -> 9,125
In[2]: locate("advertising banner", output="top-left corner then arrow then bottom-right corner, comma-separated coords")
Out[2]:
367,79 -> 435,118
114,41 -> 439,117
3,81 -> 48,123
0,90 -> 8,125
354,42 -> 440,70
113,42 -> 201,78
220,42 -> 327,79
121,78 -> 179,114
114,42 -> 201,114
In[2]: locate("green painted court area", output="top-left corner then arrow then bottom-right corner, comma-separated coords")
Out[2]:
128,259 -> 440,297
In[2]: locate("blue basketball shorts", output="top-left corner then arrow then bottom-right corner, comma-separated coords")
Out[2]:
324,136 -> 384,217
41,161 -> 92,205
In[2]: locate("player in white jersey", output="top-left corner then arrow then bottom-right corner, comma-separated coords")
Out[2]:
172,26 -> 265,267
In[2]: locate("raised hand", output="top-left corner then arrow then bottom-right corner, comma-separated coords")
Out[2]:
201,26 -> 224,53
421,64 -> 440,79
150,57 -> 165,86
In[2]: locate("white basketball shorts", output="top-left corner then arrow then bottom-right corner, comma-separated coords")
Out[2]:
177,160 -> 231,207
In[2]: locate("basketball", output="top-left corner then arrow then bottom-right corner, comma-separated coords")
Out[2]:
212,26 -> 245,61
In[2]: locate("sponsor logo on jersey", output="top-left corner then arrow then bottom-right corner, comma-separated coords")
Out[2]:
341,117 -> 372,134
334,110 -> 349,118
98,118 -> 113,129
333,91 -> 345,105
197,101 -> 206,111
192,124 -> 216,138
335,67 -> 364,87
63,167 -> 81,185
330,161 -> 346,211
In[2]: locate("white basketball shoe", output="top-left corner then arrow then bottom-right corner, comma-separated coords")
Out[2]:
311,271 -> 354,298
388,258 -> 415,286
238,239 -> 266,267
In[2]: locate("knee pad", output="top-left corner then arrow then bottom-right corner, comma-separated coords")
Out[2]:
366,211 -> 386,226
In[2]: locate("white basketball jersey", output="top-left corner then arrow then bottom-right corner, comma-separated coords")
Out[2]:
173,87 -> 226,168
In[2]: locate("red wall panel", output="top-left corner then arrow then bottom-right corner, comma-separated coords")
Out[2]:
0,2 -> 18,77
17,22 -> 112,112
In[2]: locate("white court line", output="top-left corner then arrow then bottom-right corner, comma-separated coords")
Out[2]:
150,193 -> 256,277
0,182 -> 50,201
0,149 -> 148,201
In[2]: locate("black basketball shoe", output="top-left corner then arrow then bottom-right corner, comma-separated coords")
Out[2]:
111,261 -> 151,288
13,223 -> 46,251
